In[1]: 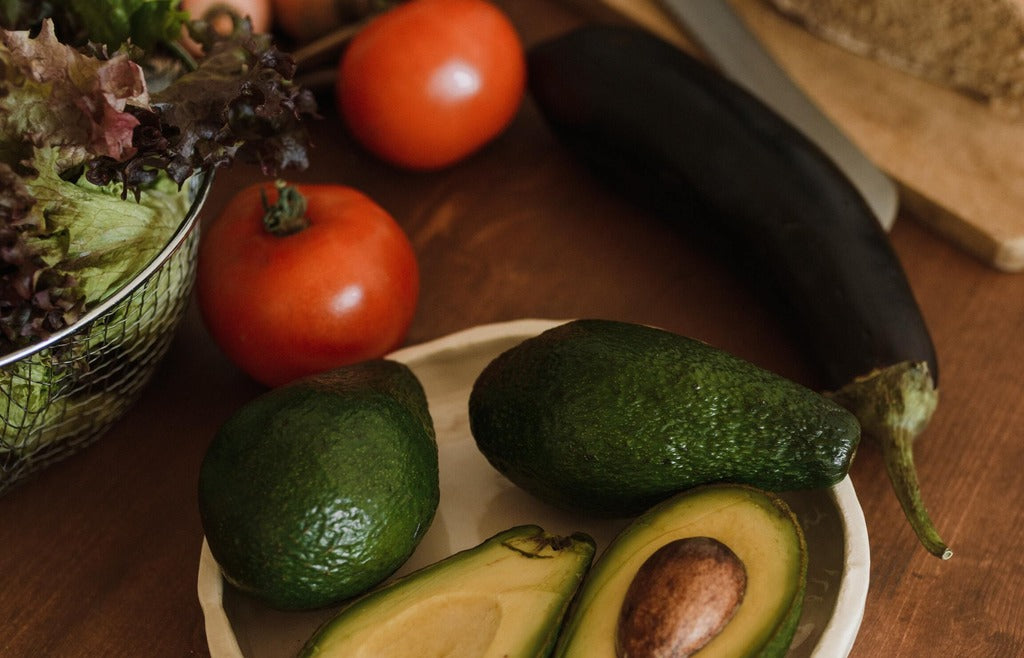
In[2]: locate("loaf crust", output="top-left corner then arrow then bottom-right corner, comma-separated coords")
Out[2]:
767,0 -> 1024,116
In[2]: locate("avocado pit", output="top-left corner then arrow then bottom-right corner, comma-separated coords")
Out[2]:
616,536 -> 747,658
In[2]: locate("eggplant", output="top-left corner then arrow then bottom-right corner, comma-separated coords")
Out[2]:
527,24 -> 949,558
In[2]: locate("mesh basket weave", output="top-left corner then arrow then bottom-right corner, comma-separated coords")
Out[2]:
0,173 -> 212,495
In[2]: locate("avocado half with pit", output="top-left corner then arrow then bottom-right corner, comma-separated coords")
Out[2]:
555,484 -> 808,658
300,525 -> 596,658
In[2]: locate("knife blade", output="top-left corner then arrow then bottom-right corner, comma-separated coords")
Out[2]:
653,0 -> 899,231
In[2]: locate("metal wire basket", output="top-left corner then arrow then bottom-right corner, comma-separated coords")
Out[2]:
0,173 -> 212,495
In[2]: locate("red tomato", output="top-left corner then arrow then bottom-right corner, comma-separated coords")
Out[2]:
336,0 -> 526,170
197,182 -> 419,387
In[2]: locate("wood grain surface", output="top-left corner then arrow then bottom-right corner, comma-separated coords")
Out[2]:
1,1 -> 1022,656
603,0 -> 1024,272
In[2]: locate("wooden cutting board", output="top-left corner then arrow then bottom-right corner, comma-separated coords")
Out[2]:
589,0 -> 1024,272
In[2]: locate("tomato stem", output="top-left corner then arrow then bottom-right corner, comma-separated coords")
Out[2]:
262,180 -> 310,236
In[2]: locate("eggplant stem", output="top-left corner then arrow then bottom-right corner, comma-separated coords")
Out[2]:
829,362 -> 952,560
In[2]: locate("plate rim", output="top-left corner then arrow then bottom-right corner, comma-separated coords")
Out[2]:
197,318 -> 870,658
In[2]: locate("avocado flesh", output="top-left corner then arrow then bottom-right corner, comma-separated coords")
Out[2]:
300,525 -> 596,658
469,319 -> 861,517
555,485 -> 807,658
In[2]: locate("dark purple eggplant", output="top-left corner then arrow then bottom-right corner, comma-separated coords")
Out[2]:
527,24 -> 949,558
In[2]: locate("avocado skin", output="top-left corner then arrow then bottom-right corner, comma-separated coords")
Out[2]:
468,319 -> 859,517
199,359 -> 439,610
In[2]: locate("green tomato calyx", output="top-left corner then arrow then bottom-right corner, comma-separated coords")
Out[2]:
262,180 -> 310,236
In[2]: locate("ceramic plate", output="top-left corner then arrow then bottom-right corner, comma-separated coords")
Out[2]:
197,319 -> 870,657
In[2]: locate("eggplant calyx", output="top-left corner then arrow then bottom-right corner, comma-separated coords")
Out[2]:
828,361 -> 951,560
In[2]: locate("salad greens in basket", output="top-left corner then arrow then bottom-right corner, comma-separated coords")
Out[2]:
0,2 -> 316,465
1,1 -> 315,353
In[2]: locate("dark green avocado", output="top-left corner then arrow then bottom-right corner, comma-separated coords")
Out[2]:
198,359 -> 439,610
468,319 -> 860,517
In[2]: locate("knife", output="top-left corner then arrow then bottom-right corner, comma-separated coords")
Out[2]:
604,0 -> 899,231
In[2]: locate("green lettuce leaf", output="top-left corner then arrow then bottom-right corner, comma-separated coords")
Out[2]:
62,0 -> 188,51
0,357 -> 68,455
0,1 -> 48,31
0,351 -> 123,457
24,146 -> 190,304
0,145 -> 190,352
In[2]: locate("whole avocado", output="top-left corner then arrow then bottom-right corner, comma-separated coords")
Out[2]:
199,359 -> 439,610
468,319 -> 859,517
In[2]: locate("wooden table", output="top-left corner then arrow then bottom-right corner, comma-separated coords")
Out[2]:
2,1 -> 1022,655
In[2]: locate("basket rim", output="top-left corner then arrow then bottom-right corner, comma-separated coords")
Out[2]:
0,171 -> 214,368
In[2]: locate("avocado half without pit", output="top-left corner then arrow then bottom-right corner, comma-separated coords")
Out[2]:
299,525 -> 596,658
555,484 -> 808,658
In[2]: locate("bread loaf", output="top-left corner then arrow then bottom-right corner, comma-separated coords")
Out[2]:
766,0 -> 1024,116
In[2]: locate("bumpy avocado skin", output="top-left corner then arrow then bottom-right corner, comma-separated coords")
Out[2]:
555,484 -> 808,658
199,359 -> 439,610
469,319 -> 860,517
